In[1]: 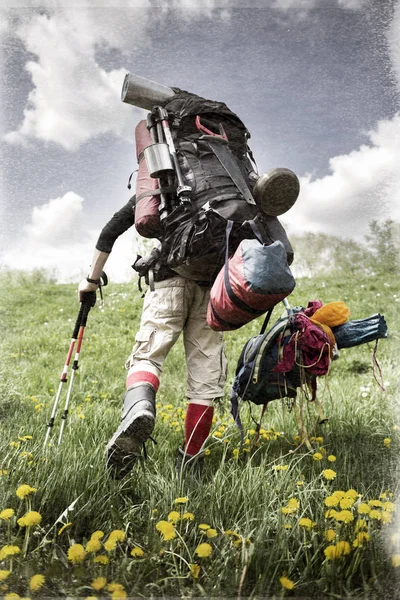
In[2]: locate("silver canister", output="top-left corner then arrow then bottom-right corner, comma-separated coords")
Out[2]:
144,143 -> 174,178
121,73 -> 175,110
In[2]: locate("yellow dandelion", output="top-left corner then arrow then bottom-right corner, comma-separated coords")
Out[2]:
325,495 -> 340,507
296,480 -> 304,486
130,546 -> 145,557
190,563 -> 200,579
381,511 -> 393,524
4,594 -> 21,600
368,499 -> 383,507
0,509 -> 14,521
0,571 -> 11,582
195,542 -> 213,558
104,539 -> 117,552
313,452 -> 323,461
17,511 -> 42,527
213,431 -> 222,438
206,528 -> 218,538
324,545 -> 340,560
327,455 -> 336,462
182,512 -> 194,521
108,529 -> 125,542
111,589 -> 127,600
369,509 -> 382,520
167,511 -> 180,524
156,520 -> 176,541
355,519 -> 368,531
336,540 -> 351,555
91,530 -> 105,540
0,546 -> 21,560
106,583 -> 125,592
392,554 -> 400,568
322,469 -> 336,481
357,503 -> 371,515
325,509 -> 339,519
298,518 -> 315,530
173,497 -> 188,505
279,575 -> 295,590
353,531 -> 370,547
16,485 -> 37,500
198,523 -> 211,530
86,539 -> 102,553
233,448 -> 240,460
383,438 -> 391,447
335,510 -> 354,523
287,498 -> 299,509
58,522 -> 72,535
91,577 -> 107,591
93,555 -> 109,565
340,497 -> 355,509
67,543 -> 86,564
345,489 -> 358,499
204,449 -> 211,456
283,523 -> 292,530
85,597 -> 97,600
324,529 -> 336,542
332,490 -> 346,499
29,574 -> 45,592
382,501 -> 395,513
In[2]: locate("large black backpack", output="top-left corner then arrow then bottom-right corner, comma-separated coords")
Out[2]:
158,90 -> 293,284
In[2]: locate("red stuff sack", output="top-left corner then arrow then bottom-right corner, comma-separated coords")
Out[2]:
134,120 -> 162,238
207,236 -> 296,331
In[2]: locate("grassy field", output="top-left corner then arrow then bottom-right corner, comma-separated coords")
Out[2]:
0,270 -> 399,599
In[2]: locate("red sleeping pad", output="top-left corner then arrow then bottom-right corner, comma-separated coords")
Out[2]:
134,120 -> 162,238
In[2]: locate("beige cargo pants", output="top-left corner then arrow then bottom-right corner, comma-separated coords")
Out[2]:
125,276 -> 228,402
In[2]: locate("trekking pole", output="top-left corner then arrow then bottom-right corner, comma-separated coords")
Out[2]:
43,300 -> 87,448
57,294 -> 94,446
154,106 -> 192,204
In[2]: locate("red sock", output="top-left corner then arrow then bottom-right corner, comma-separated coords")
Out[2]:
184,403 -> 214,456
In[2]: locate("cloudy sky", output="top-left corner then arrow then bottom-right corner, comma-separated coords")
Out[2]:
1,0 -> 398,282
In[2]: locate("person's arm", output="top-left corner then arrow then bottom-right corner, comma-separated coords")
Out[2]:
78,196 -> 136,298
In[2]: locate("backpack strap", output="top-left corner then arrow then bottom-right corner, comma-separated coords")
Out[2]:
206,138 -> 256,205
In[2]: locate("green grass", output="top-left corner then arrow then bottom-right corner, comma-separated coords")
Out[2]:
0,270 -> 399,599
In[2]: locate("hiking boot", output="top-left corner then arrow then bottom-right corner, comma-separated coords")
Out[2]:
253,167 -> 300,217
176,446 -> 205,478
106,383 -> 156,478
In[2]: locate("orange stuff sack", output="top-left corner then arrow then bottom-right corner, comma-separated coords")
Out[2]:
310,301 -> 350,328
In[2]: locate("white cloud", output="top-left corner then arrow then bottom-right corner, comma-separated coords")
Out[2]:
3,7 -> 148,150
0,192 -> 136,282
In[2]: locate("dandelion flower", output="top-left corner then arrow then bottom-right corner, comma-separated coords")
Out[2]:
111,589 -> 127,599
67,543 -> 86,564
16,485 -> 37,500
174,497 -> 188,505
206,528 -> 218,538
167,511 -> 180,524
322,469 -> 336,481
287,498 -> 299,510
156,520 -> 176,541
368,499 -> 382,507
313,452 -> 323,461
106,583 -> 125,592
86,539 -> 102,553
327,455 -> 336,462
324,545 -> 340,560
324,529 -> 336,542
345,489 -> 358,499
182,512 -> 194,521
85,597 -> 97,600
353,532 -> 370,547
233,449 -> 240,460
58,522 -> 72,535
299,518 -> 315,530
335,510 -> 354,523
382,501 -> 395,513
356,519 -> 368,531
392,555 -> 400,568
198,523 -> 210,530
332,490 -> 346,499
383,438 -> 391,448
283,524 -> 292,530
130,546 -> 145,557
357,503 -> 371,515
296,480 -> 304,486
91,530 -> 105,540
0,571 -> 10,582
29,574 -> 45,592
190,563 -> 200,578
369,509 -> 382,520
93,555 -> 109,565
104,539 -> 117,552
324,495 -> 340,507
381,511 -> 393,524
339,498 -> 355,509
108,530 -> 125,542
17,511 -> 42,527
195,542 -> 213,558
0,509 -> 14,521
4,594 -> 21,600
279,575 -> 295,590
91,577 -> 107,591
0,546 -> 21,560
336,540 -> 351,555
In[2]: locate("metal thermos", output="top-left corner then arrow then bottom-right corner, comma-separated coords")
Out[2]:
121,73 -> 175,110
143,143 -> 174,178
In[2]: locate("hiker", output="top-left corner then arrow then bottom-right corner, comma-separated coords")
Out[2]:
78,195 -> 227,477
